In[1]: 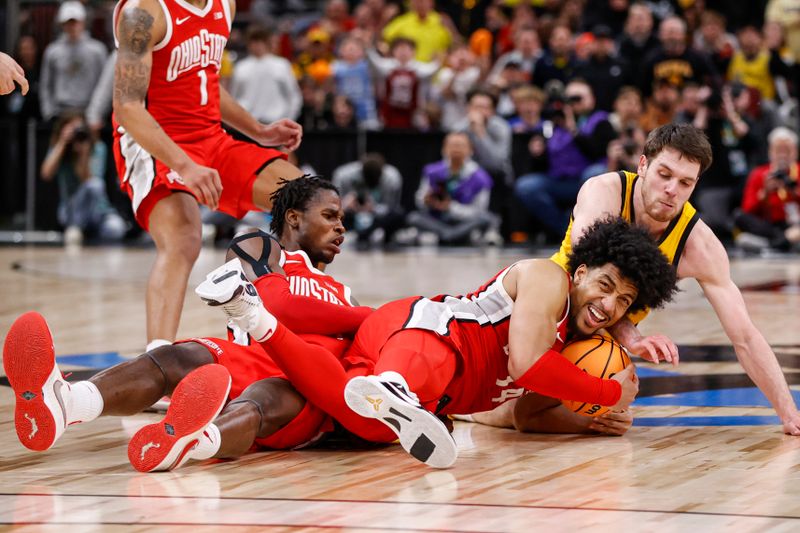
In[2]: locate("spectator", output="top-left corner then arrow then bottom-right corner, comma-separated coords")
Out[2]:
40,112 -> 126,244
382,0 -> 452,62
607,86 -> 646,173
293,28 -> 334,86
693,10 -> 737,74
332,153 -> 404,249
85,51 -> 116,135
735,127 -> 800,251
230,25 -> 302,124
329,94 -> 358,130
5,36 -> 38,116
507,85 -> 545,133
532,24 -> 578,89
728,25 -> 792,104
312,0 -> 356,44
766,0 -> 800,62
582,0 -> 630,35
368,38 -> 439,129
514,79 -> 615,238
453,88 -> 513,187
39,1 -> 107,121
430,45 -> 481,131
617,2 -> 660,71
488,27 -> 541,87
639,16 -> 719,98
406,132 -> 500,245
639,77 -> 681,132
676,83 -> 742,239
579,24 -> 632,111
332,37 -> 377,127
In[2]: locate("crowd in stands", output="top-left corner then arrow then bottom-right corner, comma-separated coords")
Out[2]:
3,0 -> 800,252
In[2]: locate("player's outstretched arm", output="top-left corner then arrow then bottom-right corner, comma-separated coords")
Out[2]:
607,317 -> 679,365
0,52 -> 28,95
686,226 -> 800,435
113,0 -> 222,208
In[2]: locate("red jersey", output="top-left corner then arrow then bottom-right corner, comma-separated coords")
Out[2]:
389,265 -> 569,414
741,163 -> 800,224
113,0 -> 231,140
229,248 -> 355,345
381,68 -> 418,129
280,249 -> 354,307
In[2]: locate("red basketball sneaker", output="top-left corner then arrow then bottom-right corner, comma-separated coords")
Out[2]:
3,311 -> 69,451
128,364 -> 231,472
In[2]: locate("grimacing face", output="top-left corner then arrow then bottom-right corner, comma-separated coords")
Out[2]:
293,190 -> 346,266
637,147 -> 701,223
569,264 -> 639,337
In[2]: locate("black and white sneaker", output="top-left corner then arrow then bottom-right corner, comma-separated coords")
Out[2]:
195,259 -> 274,340
344,371 -> 457,468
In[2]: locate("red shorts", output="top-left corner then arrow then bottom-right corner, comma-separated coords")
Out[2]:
183,335 -> 350,450
113,127 -> 287,230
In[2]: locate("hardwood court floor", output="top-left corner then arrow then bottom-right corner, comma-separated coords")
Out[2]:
1,245 -> 800,531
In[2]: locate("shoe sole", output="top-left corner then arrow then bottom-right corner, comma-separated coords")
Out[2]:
3,311 -> 66,452
128,364 -> 231,472
195,260 -> 245,305
344,376 -> 457,468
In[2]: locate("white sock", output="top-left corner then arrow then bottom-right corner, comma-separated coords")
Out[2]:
67,381 -> 104,424
190,423 -> 222,460
250,308 -> 278,342
146,339 -> 173,352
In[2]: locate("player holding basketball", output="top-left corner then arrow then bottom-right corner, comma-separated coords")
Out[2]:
4,178 -> 395,471
112,0 -> 306,350
476,123 -> 800,436
199,217 -> 679,467
547,123 -> 800,436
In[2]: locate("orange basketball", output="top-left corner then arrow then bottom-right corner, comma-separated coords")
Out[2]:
560,334 -> 631,416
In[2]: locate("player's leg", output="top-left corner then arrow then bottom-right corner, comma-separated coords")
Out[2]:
146,193 -> 202,346
343,329 -> 459,468
213,377 -> 306,457
251,158 -> 306,210
3,312 -> 213,452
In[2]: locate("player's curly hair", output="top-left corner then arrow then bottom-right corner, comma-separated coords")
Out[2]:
269,176 -> 339,238
567,217 -> 678,313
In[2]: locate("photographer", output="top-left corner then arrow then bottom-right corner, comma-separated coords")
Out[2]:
40,112 -> 126,244
513,79 -> 615,239
332,153 -> 404,249
406,132 -> 500,245
734,127 -> 800,252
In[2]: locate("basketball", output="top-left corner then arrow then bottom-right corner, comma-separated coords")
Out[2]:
560,334 -> 631,416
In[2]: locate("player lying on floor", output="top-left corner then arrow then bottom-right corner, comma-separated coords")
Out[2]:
198,217 -> 679,468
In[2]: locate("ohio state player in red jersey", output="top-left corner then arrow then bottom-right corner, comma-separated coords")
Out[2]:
200,217 -> 678,468
4,178 -> 397,471
112,0 -> 307,350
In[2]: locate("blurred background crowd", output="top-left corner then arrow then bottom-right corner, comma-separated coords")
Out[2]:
2,0 -> 800,253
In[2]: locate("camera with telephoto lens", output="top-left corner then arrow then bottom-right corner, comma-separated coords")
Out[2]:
71,125 -> 91,143
771,169 -> 792,187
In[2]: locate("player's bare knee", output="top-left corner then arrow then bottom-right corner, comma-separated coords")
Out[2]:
238,378 -> 305,435
147,342 -> 215,394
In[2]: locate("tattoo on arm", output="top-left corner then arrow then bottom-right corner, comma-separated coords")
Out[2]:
113,7 -> 154,105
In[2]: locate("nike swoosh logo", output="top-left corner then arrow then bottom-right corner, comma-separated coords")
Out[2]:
176,16 -> 191,25
53,380 -> 68,426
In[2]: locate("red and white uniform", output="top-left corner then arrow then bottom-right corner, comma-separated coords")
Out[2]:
111,0 -> 286,230
346,265 -> 570,414
280,249 -> 354,307
182,248 -> 359,449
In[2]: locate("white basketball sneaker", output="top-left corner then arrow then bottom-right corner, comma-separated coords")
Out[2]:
195,258 -> 275,340
344,371 -> 458,468
3,311 -> 70,451
128,364 -> 231,472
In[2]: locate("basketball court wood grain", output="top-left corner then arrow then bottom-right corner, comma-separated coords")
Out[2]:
1,246 -> 799,531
